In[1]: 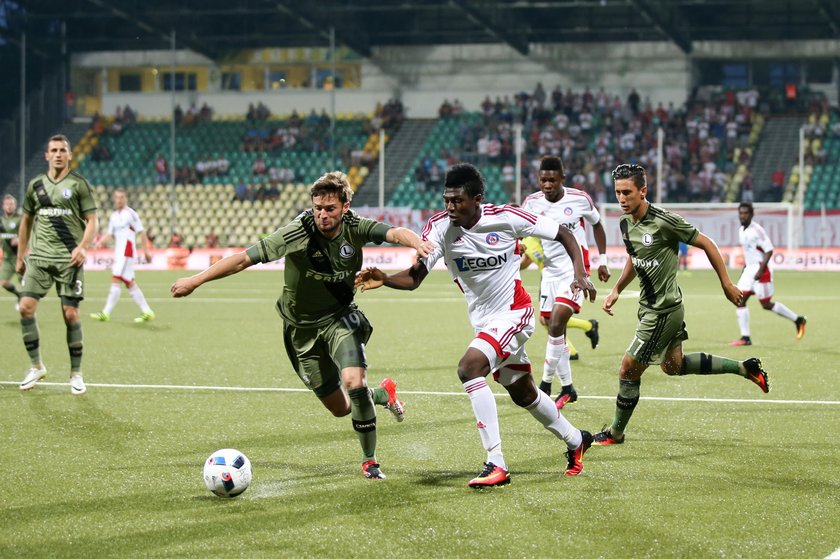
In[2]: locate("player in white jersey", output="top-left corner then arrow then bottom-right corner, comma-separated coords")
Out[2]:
90,189 -> 155,323
356,163 -> 598,486
729,202 -> 805,346
522,156 -> 610,407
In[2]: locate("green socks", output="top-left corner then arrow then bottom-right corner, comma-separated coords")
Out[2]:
349,387 -> 377,460
370,386 -> 389,406
611,379 -> 641,436
21,317 -> 41,366
682,353 -> 742,375
66,322 -> 83,373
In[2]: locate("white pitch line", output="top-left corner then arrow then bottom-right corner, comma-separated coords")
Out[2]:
826,548 -> 840,559
1,380 -> 838,405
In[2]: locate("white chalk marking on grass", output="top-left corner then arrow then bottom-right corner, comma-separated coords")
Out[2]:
825,547 -> 840,559
1,381 -> 839,406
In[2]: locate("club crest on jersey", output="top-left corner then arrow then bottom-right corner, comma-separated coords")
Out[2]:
62,189 -> 72,199
642,233 -> 653,246
564,207 -> 573,216
485,233 -> 500,245
339,244 -> 355,258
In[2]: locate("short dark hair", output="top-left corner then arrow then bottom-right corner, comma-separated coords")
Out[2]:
310,171 -> 353,204
46,134 -> 71,151
611,163 -> 647,188
539,155 -> 565,175
445,163 -> 485,198
738,202 -> 754,213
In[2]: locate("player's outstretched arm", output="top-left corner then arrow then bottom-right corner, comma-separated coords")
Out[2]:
691,232 -> 741,306
553,225 -> 596,303
171,251 -> 254,297
95,233 -> 113,249
385,227 -> 436,258
356,262 -> 429,292
603,257 -> 636,316
593,221 -> 611,282
15,213 -> 33,275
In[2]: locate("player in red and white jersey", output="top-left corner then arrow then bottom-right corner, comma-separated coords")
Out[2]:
521,156 -> 611,407
90,189 -> 155,323
356,163 -> 598,486
729,202 -> 805,346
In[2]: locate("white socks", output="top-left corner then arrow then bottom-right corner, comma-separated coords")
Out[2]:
736,306 -> 750,337
103,283 -> 121,314
771,302 -> 797,321
463,377 -> 505,470
525,390 -> 581,449
543,335 -> 569,384
128,285 -> 152,314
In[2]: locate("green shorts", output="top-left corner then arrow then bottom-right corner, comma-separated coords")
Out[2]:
626,304 -> 689,365
282,305 -> 373,398
1,258 -> 20,283
21,258 -> 86,307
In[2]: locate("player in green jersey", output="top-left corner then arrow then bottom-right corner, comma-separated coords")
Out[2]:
17,135 -> 99,395
171,171 -> 435,480
1,194 -> 23,309
593,164 -> 769,446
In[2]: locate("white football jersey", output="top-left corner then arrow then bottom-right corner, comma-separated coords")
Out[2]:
421,204 -> 558,326
108,207 -> 145,257
522,187 -> 600,279
739,220 -> 773,268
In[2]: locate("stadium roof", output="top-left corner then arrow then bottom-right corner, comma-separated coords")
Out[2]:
7,0 -> 840,60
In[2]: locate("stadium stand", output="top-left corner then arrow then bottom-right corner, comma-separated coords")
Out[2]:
391,86 -> 768,209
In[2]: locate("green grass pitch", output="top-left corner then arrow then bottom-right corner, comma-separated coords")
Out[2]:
1,268 -> 838,557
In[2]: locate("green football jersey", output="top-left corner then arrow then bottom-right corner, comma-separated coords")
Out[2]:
619,203 -> 698,314
1,212 -> 21,261
22,172 -> 97,263
246,209 -> 392,328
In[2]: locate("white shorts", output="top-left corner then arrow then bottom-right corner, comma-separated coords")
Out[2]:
112,255 -> 135,286
469,306 -> 535,386
538,274 -> 583,318
737,265 -> 774,302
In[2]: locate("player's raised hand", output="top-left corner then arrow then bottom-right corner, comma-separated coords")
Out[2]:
355,267 -> 386,292
602,288 -> 619,316
570,276 -> 597,303
171,277 -> 197,298
598,264 -> 611,282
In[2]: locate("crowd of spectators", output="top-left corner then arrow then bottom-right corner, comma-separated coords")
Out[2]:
174,102 -> 213,128
90,105 -> 138,162
423,84 -> 765,204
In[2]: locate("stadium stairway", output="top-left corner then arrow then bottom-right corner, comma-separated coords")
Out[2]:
353,118 -> 437,207
3,121 -> 90,196
750,115 -> 805,200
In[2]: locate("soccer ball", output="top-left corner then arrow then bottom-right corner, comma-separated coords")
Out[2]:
203,449 -> 252,498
